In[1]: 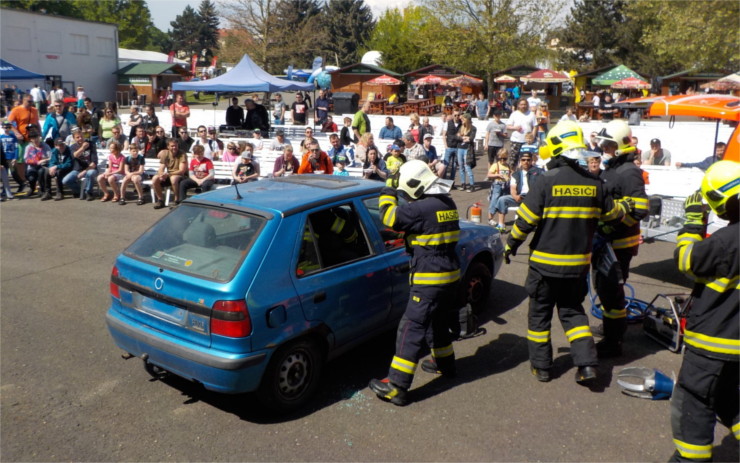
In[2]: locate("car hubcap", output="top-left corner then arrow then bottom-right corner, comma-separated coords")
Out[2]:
278,351 -> 310,398
468,276 -> 484,303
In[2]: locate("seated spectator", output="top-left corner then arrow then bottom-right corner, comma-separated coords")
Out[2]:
402,132 -> 425,161
178,144 -> 215,203
208,126 -> 224,153
273,145 -> 300,177
492,152 -> 542,232
327,133 -> 354,167
354,132 -> 375,165
486,147 -> 510,225
144,127 -> 166,159
24,133 -> 51,198
560,106 -> 577,122
190,125 -> 219,160
419,116 -> 435,141
64,130 -> 98,200
520,132 -> 539,158
676,142 -> 726,171
107,125 -> 129,152
221,142 -> 240,163
421,133 -> 443,175
631,136 -> 642,160
643,138 -> 671,165
379,117 -> 403,140
362,147 -> 387,181
251,130 -> 264,150
299,127 -> 317,150
98,141 -> 126,203
298,141 -> 333,174
48,138 -> 73,200
151,138 -> 188,209
120,143 -> 146,205
633,155 -> 650,185
177,127 -> 194,153
321,115 -> 338,133
333,159 -> 350,176
233,150 -> 260,183
268,129 -> 292,152
41,100 -> 77,146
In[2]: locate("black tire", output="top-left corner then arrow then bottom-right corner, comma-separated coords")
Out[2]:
463,261 -> 492,315
257,339 -> 323,413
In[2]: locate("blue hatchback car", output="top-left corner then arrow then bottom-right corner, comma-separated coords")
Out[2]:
106,175 -> 503,411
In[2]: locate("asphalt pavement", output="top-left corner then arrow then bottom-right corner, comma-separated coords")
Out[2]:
1,165 -> 737,462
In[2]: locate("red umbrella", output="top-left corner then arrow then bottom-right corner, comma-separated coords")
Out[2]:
611,77 -> 650,90
411,75 -> 443,86
494,74 -> 517,83
520,69 -> 569,83
442,75 -> 483,87
365,74 -> 402,86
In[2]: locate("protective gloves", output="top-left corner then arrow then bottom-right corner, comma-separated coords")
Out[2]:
503,240 -> 521,265
616,197 -> 635,215
683,190 -> 707,226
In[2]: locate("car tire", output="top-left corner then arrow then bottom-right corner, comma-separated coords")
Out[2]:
463,261 -> 492,315
257,339 -> 323,412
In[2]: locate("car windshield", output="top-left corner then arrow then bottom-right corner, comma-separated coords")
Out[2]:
125,205 -> 265,282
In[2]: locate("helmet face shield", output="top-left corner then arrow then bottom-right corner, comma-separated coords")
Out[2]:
701,160 -> 740,216
545,121 -> 586,160
595,120 -> 634,155
398,160 -> 441,199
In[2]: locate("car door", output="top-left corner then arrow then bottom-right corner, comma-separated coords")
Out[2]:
292,201 -> 395,347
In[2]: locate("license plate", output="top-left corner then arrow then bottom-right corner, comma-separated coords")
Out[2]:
129,291 -> 187,325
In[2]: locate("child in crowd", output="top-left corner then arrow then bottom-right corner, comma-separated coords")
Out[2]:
0,121 -> 21,193
98,141 -> 126,203
120,143 -> 146,205
339,117 -> 354,146
486,147 -> 511,227
24,133 -> 51,197
333,159 -> 349,176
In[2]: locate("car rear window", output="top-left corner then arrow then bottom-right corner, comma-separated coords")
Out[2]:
125,205 -> 265,282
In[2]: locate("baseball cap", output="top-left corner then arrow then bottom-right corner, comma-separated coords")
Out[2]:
650,138 -> 661,145
423,133 -> 434,140
208,126 -> 216,133
389,144 -> 401,151
275,129 -> 285,136
519,152 -> 533,159
241,151 -> 253,159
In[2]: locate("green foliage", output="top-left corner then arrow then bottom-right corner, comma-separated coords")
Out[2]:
197,0 -> 221,61
270,0 -> 326,72
0,0 -> 83,16
169,5 -> 202,58
365,6 -> 431,74
323,0 -> 375,66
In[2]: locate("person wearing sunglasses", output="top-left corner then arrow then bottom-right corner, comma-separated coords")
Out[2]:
177,127 -> 194,153
298,141 -> 333,175
299,127 -> 316,150
41,101 -> 77,147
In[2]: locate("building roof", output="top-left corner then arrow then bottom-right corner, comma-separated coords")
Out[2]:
403,64 -> 477,78
491,64 -> 539,77
116,62 -> 189,76
118,48 -> 187,64
329,63 -> 401,77
660,69 -> 731,81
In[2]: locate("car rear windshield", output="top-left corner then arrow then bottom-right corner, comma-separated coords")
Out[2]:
125,205 -> 265,282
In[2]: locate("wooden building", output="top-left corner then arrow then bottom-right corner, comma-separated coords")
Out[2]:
115,62 -> 190,106
658,69 -> 731,95
329,63 -> 402,102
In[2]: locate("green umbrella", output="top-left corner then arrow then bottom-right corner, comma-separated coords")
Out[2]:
592,65 -> 646,86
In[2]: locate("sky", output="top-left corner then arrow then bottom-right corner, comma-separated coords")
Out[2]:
148,0 -> 412,31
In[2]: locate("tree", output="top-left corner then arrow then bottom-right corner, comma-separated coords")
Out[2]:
270,0 -> 326,72
219,0 -> 278,71
169,5 -> 202,58
197,0 -> 221,62
323,0 -> 375,67
364,6 -> 431,74
0,0 -> 82,16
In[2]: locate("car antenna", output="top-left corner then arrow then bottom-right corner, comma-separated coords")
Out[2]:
233,182 -> 242,200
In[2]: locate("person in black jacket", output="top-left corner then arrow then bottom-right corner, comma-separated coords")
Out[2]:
243,98 -> 269,137
669,161 -> 739,463
504,121 -> 630,384
225,97 -> 244,128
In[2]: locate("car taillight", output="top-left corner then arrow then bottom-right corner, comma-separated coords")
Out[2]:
110,266 -> 120,299
211,300 -> 251,337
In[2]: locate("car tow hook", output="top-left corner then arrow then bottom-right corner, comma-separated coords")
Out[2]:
121,352 -> 134,360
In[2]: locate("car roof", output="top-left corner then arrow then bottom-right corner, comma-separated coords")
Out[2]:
186,175 -> 384,217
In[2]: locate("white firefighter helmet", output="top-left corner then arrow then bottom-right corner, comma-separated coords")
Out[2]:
397,160 -> 450,199
595,120 -> 635,156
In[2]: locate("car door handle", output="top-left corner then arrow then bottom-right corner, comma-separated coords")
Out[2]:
395,263 -> 410,273
313,291 -> 326,303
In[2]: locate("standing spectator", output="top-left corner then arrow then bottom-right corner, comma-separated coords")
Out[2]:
47,138 -> 73,200
1,121 -> 19,196
351,101 -> 372,140
298,141 -> 333,174
643,138 -> 671,166
419,116 -> 435,141
291,93 -> 308,126
225,97 -> 244,128
272,93 -> 286,125
48,85 -> 62,106
475,92 -> 489,120
127,105 -> 142,142
64,130 -> 98,200
98,141 -> 126,203
484,110 -> 506,166
314,89 -> 330,126
535,103 -> 550,144
591,91 -> 601,111
41,101 -> 76,146
8,95 -> 40,193
152,138 -> 187,209
30,84 -> 43,112
23,133 -> 51,197
441,111 -> 462,180
76,86 -> 86,107
408,113 -> 422,143
339,116 -> 354,145
379,117 -> 403,140
321,115 -> 338,133
486,147 -> 510,225
273,145 -> 300,177
129,85 -> 138,105
506,99 -> 537,168
178,144 -> 215,203
141,104 -> 159,132
120,143 -> 146,205
232,149 -> 260,183
176,127 -> 194,153
169,93 -> 190,138
98,105 -> 121,144
3,84 -> 15,114
454,113 -> 477,192
165,87 -> 174,108
676,142 -> 726,171
526,89 -> 541,109
82,98 -> 102,141
243,99 -> 269,138
599,94 -> 617,121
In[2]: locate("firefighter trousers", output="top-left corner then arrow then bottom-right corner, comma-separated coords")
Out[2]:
670,349 -> 739,462
594,248 -> 633,343
525,268 -> 597,369
388,283 -> 458,390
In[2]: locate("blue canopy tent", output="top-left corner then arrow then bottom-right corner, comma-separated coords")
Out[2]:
0,59 -> 45,81
173,54 -> 314,92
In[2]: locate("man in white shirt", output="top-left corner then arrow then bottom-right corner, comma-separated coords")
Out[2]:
526,90 -> 541,110
30,85 -> 43,112
190,125 -> 218,160
505,99 -> 537,167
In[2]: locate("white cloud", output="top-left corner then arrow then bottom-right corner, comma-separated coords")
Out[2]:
364,0 -> 413,18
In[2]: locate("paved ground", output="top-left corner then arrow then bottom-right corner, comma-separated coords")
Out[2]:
1,167 -> 737,462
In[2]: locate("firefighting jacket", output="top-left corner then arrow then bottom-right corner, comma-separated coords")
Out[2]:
379,187 -> 461,286
600,153 -> 648,254
506,157 -> 625,278
675,221 -> 739,361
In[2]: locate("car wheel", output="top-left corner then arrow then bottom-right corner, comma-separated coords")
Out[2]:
463,261 -> 492,315
257,339 -> 323,412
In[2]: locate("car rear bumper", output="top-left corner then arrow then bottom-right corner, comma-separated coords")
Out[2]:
106,309 -> 267,394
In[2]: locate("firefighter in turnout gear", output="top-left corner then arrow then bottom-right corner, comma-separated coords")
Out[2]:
504,121 -> 631,384
369,160 -> 460,406
593,120 -> 648,358
670,161 -> 739,462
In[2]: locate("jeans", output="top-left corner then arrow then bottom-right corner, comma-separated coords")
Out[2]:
178,177 -> 215,202
456,148 -> 474,186
63,169 -> 97,196
274,117 -> 284,125
495,195 -> 521,215
443,147 -> 457,180
26,164 -> 50,192
488,182 -> 505,214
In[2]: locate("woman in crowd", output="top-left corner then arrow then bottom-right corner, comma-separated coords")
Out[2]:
535,103 -> 550,144
99,105 -> 121,144
127,105 -> 142,142
362,147 -> 387,182
98,141 -> 126,202
354,132 -> 375,166
24,133 -> 51,197
221,142 -> 240,163
407,112 -> 421,143
273,145 -> 300,177
455,113 -> 477,192
141,105 -> 159,131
